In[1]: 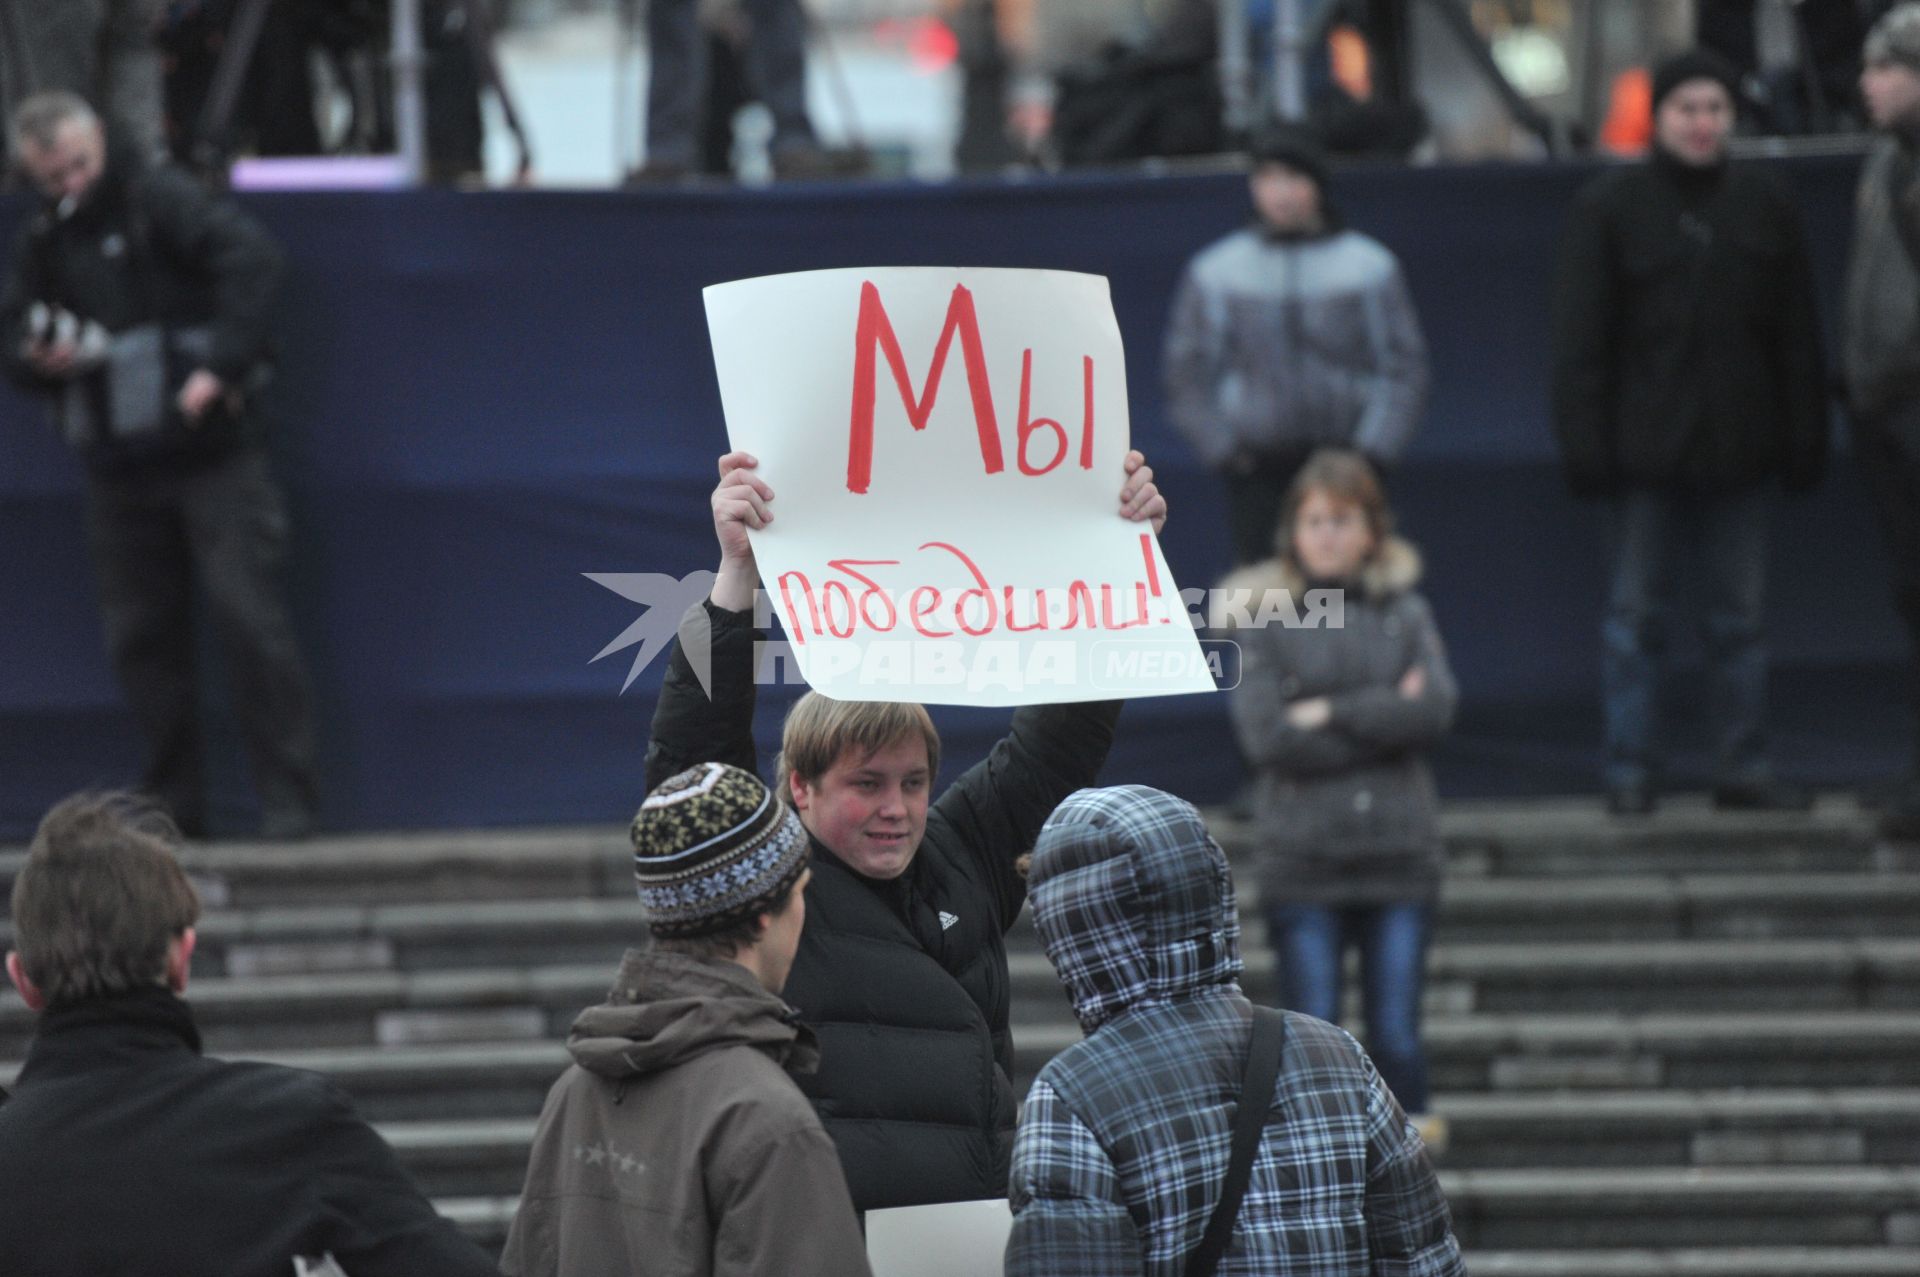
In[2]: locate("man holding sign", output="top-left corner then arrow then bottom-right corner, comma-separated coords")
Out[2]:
643,443 -> 1166,1211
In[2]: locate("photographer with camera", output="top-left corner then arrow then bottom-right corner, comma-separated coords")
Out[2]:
1,92 -> 319,841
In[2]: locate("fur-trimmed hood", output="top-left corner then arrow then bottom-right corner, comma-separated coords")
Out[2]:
1211,535 -> 1422,630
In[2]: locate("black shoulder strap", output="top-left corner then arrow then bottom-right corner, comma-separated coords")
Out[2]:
1184,1006 -> 1286,1277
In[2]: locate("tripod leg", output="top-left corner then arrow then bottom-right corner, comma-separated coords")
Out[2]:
192,0 -> 277,170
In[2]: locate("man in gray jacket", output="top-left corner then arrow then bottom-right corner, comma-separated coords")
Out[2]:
1163,126 -> 1428,565
1849,4 -> 1920,842
502,762 -> 870,1277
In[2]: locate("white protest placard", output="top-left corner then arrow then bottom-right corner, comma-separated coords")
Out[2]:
866,1198 -> 1012,1277
703,267 -> 1217,707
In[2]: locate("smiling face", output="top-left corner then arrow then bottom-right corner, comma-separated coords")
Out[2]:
789,736 -> 931,880
1654,79 -> 1734,167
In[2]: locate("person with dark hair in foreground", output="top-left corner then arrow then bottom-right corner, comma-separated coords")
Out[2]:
502,761 -> 871,1277
0,791 -> 499,1277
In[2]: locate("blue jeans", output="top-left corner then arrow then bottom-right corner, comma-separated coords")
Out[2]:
1603,487 -> 1771,790
1267,902 -> 1432,1112
646,0 -> 815,168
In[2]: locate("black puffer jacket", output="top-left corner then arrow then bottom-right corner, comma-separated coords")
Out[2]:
1551,151 -> 1828,497
0,147 -> 282,469
645,600 -> 1119,1209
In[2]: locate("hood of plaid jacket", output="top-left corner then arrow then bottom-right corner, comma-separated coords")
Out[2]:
1028,785 -> 1243,1033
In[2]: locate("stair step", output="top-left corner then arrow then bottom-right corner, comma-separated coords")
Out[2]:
6,875 -> 1912,978
1011,1012 -> 1920,1094
2,802 -> 1901,911
375,1117 -> 537,1198
1441,1166 -> 1920,1249
1,1040 -> 575,1123
0,827 -> 631,909
9,1017 -> 1916,1121
362,1090 -> 1920,1198
8,939 -> 1911,1057
426,1167 -> 1920,1254
1433,1090 -> 1920,1169
1009,939 -> 1920,1015
0,965 -> 612,1055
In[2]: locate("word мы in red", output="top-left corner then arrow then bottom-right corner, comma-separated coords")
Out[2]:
846,280 -> 1097,494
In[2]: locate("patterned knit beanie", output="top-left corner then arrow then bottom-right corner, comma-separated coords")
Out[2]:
1867,5 -> 1920,73
631,763 -> 809,938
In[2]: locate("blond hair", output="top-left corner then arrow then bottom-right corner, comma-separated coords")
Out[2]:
774,693 -> 941,803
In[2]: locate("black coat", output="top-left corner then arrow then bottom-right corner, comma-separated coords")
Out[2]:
1550,152 -> 1829,497
0,149 -> 283,469
0,988 -> 499,1277
645,600 -> 1119,1210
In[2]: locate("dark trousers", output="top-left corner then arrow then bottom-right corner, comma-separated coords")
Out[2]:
1696,0 -> 1864,127
1855,406 -> 1920,768
1602,486 -> 1771,790
1267,901 -> 1434,1113
646,0 -> 814,169
83,445 -> 319,835
1223,450 -> 1313,566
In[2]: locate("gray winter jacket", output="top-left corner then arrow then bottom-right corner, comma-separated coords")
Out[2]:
501,950 -> 871,1277
1215,539 -> 1456,905
1163,226 -> 1428,468
1845,138 -> 1920,427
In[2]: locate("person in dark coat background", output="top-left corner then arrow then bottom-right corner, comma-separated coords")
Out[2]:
1551,49 -> 1828,817
0,791 -> 499,1277
1,92 -> 319,840
1847,4 -> 1920,842
642,446 -> 1165,1211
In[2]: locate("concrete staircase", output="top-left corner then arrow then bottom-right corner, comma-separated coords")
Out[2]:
3,797 -> 1918,1274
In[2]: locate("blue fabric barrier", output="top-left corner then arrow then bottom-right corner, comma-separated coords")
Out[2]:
0,156 -> 1902,837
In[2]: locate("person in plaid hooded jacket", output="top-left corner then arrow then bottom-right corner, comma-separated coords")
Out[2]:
1006,785 -> 1463,1276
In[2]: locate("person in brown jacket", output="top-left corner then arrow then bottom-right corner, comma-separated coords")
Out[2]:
501,762 -> 871,1277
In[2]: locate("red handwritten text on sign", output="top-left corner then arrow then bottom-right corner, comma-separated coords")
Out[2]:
846,281 -> 1097,494
777,534 -> 1169,645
